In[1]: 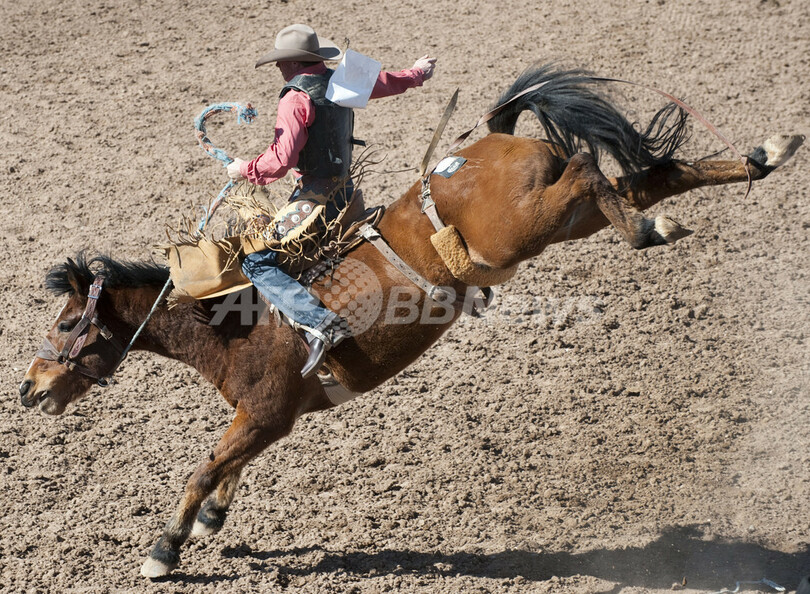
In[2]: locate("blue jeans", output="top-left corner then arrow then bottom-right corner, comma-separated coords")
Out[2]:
242,249 -> 335,330
241,178 -> 352,332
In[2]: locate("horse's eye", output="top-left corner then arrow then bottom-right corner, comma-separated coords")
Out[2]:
58,321 -> 74,333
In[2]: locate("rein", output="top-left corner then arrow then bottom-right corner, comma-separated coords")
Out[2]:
37,274 -> 174,387
101,278 -> 174,385
194,102 -> 257,229
40,104 -> 253,386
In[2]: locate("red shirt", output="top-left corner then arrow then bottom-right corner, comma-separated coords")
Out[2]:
241,62 -> 426,185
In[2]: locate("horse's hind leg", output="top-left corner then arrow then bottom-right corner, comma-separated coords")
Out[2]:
616,133 -> 806,211
190,468 -> 242,538
563,152 -> 693,249
549,134 -> 804,244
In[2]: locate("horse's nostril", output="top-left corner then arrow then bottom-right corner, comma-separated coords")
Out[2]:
19,380 -> 32,398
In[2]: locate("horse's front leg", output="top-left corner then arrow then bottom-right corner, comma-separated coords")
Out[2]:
190,468 -> 242,538
140,408 -> 293,578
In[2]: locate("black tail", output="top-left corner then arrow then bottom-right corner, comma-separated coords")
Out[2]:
487,64 -> 690,174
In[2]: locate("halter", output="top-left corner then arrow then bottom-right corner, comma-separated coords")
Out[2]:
35,275 -> 125,386
32,106 -> 248,388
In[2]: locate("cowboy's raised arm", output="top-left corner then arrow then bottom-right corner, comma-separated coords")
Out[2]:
370,55 -> 437,100
412,55 -> 437,79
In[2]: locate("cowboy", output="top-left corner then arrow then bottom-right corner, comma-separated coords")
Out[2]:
226,24 -> 436,378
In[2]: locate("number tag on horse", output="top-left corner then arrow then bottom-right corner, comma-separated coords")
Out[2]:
432,156 -> 467,178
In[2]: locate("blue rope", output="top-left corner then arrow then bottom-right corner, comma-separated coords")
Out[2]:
200,179 -> 237,231
194,102 -> 258,231
97,103 -> 259,385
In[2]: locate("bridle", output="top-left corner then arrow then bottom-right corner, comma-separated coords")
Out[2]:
35,275 -> 125,386
31,105 -> 249,388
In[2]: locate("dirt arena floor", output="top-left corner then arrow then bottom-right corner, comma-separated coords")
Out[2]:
1,0 -> 808,591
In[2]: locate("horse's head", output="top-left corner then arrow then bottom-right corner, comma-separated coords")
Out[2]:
19,256 -> 127,415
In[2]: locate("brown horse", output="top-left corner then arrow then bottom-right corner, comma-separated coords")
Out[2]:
19,65 -> 803,578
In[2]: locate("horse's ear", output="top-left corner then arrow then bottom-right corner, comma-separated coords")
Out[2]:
64,258 -> 87,296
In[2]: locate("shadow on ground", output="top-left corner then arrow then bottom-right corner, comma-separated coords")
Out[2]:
217,525 -> 810,591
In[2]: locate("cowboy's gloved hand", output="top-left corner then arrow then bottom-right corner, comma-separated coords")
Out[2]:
413,55 -> 437,80
226,158 -> 245,181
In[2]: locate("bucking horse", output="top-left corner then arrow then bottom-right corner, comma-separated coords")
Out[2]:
18,65 -> 804,577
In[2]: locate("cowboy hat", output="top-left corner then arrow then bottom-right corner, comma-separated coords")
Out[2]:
255,24 -> 342,67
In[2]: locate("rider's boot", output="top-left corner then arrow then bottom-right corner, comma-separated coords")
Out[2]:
301,314 -> 344,378
302,334 -> 328,378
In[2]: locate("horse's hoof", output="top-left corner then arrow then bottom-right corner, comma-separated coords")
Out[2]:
190,519 -> 218,538
140,556 -> 177,578
761,134 -> 804,168
654,216 -> 693,244
192,502 -> 227,537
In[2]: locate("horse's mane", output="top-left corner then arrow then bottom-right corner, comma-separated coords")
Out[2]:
45,252 -> 170,296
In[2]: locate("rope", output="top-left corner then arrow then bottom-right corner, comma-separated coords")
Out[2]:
590,76 -> 753,199
99,102 -> 258,385
194,102 -> 258,231
194,102 -> 258,163
98,278 -> 174,386
200,179 -> 237,231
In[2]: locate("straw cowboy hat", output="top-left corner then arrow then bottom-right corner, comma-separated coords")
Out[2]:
255,24 -> 342,67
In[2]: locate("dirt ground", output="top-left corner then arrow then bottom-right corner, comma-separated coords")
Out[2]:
1,0 -> 808,592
